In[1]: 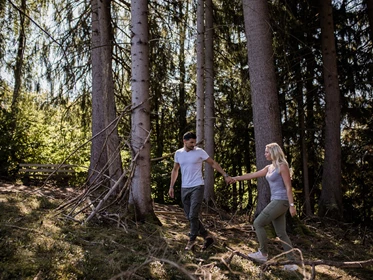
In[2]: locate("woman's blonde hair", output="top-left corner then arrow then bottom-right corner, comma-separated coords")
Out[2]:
266,143 -> 288,168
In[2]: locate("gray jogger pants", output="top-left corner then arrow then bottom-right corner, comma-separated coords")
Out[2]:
181,185 -> 208,240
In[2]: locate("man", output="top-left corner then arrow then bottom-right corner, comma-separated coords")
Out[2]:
168,131 -> 233,250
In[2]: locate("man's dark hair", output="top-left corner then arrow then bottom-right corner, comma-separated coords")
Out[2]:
183,131 -> 197,140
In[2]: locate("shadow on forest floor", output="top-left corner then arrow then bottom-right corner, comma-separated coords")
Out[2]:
0,179 -> 372,280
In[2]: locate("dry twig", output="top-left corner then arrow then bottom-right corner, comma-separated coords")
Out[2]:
225,245 -> 373,280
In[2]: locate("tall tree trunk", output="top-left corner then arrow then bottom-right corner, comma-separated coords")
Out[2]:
130,0 -> 155,221
297,75 -> 312,216
98,0 -> 123,188
89,0 -> 108,185
318,0 -> 343,219
11,0 -> 26,116
305,49 -> 319,215
242,0 -> 283,215
178,0 -> 189,146
5,0 -> 27,177
292,20 -> 313,215
306,91 -> 318,213
154,100 -> 165,203
196,0 -> 205,143
204,0 -> 215,202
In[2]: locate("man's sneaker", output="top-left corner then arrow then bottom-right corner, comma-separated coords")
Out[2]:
185,239 -> 197,250
248,250 -> 268,262
202,236 -> 214,250
283,264 -> 298,271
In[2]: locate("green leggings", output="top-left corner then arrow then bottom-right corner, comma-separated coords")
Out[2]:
253,199 -> 294,259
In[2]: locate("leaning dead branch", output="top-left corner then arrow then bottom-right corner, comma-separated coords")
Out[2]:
39,108 -> 128,190
84,169 -> 128,224
55,127 -> 151,226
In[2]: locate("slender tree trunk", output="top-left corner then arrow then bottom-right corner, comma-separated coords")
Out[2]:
196,0 -> 205,143
297,77 -> 312,216
178,0 -> 188,145
305,52 -> 318,214
292,20 -> 313,215
318,0 -> 343,219
5,0 -> 27,177
204,0 -> 215,202
89,0 -> 109,185
11,0 -> 26,116
154,104 -> 165,203
242,0 -> 283,215
130,0 -> 155,221
98,0 -> 123,188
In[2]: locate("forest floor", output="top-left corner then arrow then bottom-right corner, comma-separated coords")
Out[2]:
0,179 -> 372,280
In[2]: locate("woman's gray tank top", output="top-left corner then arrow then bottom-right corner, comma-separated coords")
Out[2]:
266,166 -> 288,201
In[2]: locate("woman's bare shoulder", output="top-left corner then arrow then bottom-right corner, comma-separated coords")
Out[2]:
279,162 -> 290,171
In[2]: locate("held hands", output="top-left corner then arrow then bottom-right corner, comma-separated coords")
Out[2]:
226,176 -> 239,184
224,176 -> 235,184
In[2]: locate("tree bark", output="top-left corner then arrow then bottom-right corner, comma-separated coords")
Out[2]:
300,106 -> 312,216
204,0 -> 215,203
318,0 -> 343,219
177,1 -> 189,145
130,0 -> 154,221
296,51 -> 312,216
98,0 -> 123,189
305,48 -> 319,215
196,0 -> 205,143
89,0 -> 108,185
242,0 -> 283,215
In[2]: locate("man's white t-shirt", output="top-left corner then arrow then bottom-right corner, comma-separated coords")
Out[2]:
175,147 -> 210,188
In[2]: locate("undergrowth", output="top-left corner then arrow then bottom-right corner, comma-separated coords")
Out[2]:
0,188 -> 372,280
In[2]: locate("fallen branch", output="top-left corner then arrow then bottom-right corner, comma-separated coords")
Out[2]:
286,258 -> 373,269
84,170 -> 128,224
109,257 -> 197,280
225,245 -> 373,280
84,130 -> 151,224
154,210 -> 188,217
4,224 -> 47,236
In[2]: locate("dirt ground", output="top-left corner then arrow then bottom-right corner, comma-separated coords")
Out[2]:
1,179 -> 373,280
0,179 -> 78,198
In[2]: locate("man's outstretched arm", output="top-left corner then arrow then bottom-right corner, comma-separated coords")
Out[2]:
205,157 -> 233,184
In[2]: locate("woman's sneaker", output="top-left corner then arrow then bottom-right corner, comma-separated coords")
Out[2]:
248,250 -> 268,262
283,264 -> 298,271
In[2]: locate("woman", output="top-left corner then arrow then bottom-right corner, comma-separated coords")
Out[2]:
232,143 -> 298,271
